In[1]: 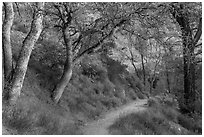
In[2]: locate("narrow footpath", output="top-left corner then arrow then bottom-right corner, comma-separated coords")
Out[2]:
81,99 -> 148,135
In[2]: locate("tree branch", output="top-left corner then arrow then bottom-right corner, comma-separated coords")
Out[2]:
193,17 -> 202,45
194,59 -> 202,64
195,43 -> 202,48
53,4 -> 65,25
194,49 -> 202,56
73,18 -> 127,63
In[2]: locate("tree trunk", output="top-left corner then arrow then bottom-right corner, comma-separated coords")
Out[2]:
9,2 -> 44,105
52,29 -> 73,103
141,54 -> 146,86
188,17 -> 202,111
128,48 -> 141,79
149,81 -> 153,94
148,77 -> 154,95
183,39 -> 193,111
52,63 -> 72,103
165,66 -> 171,93
171,4 -> 200,112
188,61 -> 196,111
2,54 -> 5,91
131,59 -> 140,79
2,2 -> 14,81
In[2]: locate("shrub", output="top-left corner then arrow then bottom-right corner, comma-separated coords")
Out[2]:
178,114 -> 202,134
109,97 -> 193,135
125,74 -> 143,92
37,113 -> 79,135
161,107 -> 178,123
147,98 -> 159,107
108,109 -> 177,135
136,92 -> 145,99
2,93 -> 78,135
126,88 -> 138,100
194,100 -> 202,114
3,106 -> 35,133
81,63 -> 107,81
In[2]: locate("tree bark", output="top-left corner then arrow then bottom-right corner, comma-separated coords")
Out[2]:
9,2 -> 44,105
171,4 -> 202,112
149,77 -> 154,94
183,36 -> 194,111
149,81 -> 152,94
131,60 -> 140,79
2,2 -> 14,81
129,50 -> 140,79
141,54 -> 146,86
165,65 -> 171,93
52,28 -> 73,103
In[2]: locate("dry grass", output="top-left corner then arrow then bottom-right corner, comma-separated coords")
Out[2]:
2,98 -> 80,135
108,97 -> 201,135
2,69 -> 79,135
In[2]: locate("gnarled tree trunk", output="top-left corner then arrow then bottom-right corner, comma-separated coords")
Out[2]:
2,2 -> 14,82
9,2 -> 44,105
52,29 -> 73,103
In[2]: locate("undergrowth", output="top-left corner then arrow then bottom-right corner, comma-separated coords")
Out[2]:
2,100 -> 79,135
3,30 -> 147,135
3,43 -> 146,134
108,96 -> 202,135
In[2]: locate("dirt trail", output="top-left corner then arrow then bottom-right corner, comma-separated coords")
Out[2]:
81,99 -> 148,135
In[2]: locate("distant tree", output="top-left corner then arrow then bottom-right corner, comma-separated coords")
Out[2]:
113,13 -> 167,94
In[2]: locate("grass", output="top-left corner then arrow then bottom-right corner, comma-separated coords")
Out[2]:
2,99 -> 80,135
2,68 -> 80,135
108,96 -> 201,135
109,110 -> 183,135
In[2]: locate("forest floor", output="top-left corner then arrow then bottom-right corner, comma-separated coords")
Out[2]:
81,99 -> 148,135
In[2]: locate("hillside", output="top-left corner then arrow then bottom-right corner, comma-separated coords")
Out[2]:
108,97 -> 202,135
2,54 -> 201,135
3,30 -> 148,134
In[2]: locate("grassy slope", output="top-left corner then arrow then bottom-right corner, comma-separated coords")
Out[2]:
2,68 -> 78,135
108,97 -> 202,135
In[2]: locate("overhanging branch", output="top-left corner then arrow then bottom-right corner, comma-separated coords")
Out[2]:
73,18 -> 128,63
